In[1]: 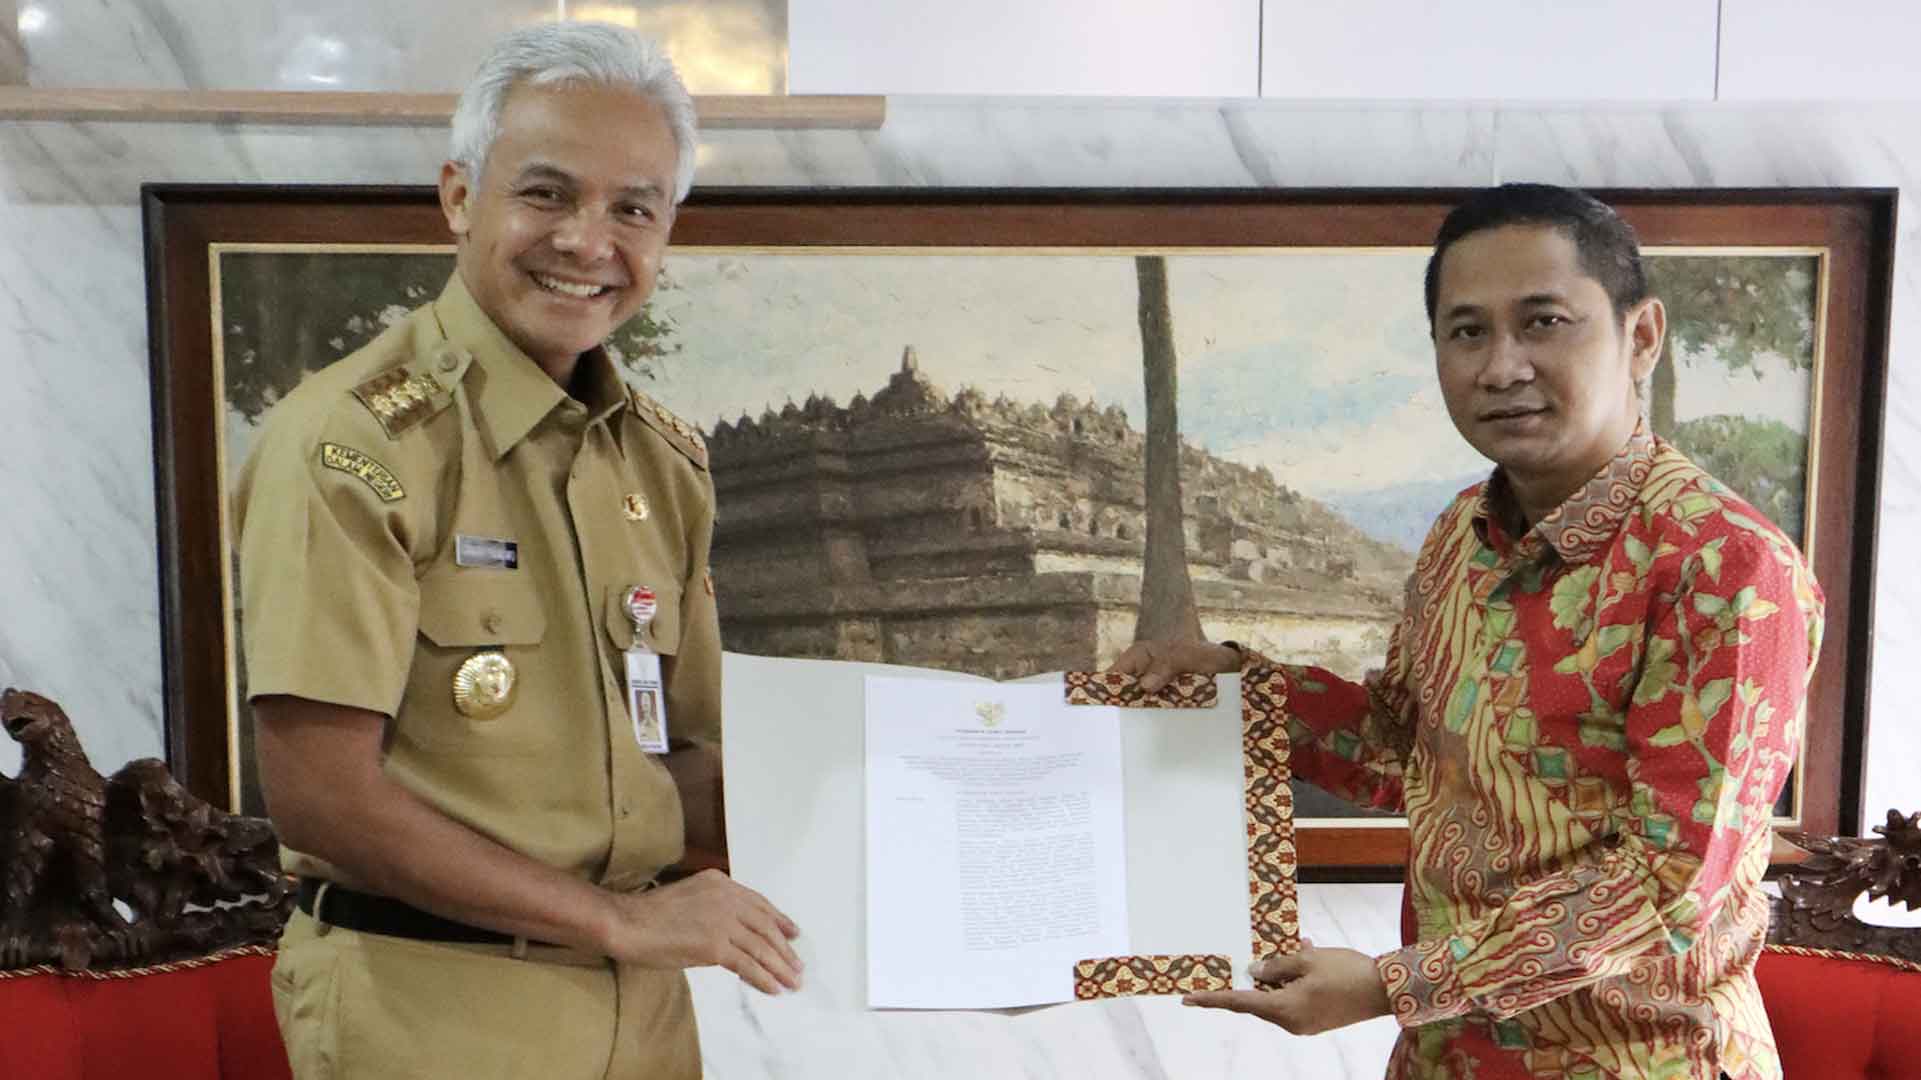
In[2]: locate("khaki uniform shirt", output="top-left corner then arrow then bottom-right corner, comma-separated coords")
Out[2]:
235,273 -> 721,894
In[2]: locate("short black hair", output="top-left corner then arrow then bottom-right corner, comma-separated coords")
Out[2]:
1423,183 -> 1648,327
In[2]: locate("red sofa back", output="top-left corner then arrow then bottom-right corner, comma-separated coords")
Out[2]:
9,924 -> 1918,1078
1755,946 -> 1921,1080
0,947 -> 291,1080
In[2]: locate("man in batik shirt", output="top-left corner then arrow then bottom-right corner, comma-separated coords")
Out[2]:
1119,184 -> 1823,1080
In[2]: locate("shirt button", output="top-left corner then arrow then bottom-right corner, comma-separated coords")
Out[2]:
481,610 -> 503,634
438,352 -> 459,373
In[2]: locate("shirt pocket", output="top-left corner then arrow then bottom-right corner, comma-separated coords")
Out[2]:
402,577 -> 552,753
601,580 -> 683,657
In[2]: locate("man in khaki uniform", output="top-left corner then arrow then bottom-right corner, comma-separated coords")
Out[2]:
234,22 -> 801,1079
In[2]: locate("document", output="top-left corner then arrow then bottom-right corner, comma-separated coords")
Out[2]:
719,653 -> 1254,1017
864,676 -> 1129,1008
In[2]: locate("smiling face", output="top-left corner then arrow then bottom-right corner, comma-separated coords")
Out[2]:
1431,224 -> 1665,519
439,80 -> 680,382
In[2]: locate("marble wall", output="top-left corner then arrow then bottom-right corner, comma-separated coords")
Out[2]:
12,1 -> 785,94
3,9 -> 1920,1080
3,97 -> 1916,1076
6,100 -> 1917,830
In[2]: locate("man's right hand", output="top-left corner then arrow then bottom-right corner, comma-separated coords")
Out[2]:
607,869 -> 804,994
1108,640 -> 1242,692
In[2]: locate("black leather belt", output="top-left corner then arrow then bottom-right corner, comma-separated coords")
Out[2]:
297,878 -> 537,946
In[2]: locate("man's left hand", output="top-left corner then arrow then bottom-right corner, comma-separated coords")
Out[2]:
1182,943 -> 1392,1035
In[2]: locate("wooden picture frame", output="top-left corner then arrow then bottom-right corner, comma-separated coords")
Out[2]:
143,185 -> 1894,879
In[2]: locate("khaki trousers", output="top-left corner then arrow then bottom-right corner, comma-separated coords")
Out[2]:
271,910 -> 700,1079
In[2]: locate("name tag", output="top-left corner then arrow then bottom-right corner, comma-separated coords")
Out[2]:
621,584 -> 668,753
455,534 -> 519,569
625,648 -> 669,753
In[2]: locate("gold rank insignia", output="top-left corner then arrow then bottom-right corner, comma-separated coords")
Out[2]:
319,442 -> 405,502
622,493 -> 650,522
627,386 -> 709,470
352,367 -> 452,439
452,650 -> 518,719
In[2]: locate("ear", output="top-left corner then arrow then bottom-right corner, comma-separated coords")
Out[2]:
438,160 -> 475,240
1626,296 -> 1666,383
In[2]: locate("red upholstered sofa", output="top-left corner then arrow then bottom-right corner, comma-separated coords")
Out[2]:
0,946 -> 291,1080
1755,945 -> 1921,1080
1,917 -> 1916,1078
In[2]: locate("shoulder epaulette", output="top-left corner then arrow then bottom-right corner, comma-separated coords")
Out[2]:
628,386 -> 709,470
350,346 -> 465,439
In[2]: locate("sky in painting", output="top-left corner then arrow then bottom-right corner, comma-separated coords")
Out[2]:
220,248 -> 1816,553
650,250 -> 1472,499
646,248 -> 1813,549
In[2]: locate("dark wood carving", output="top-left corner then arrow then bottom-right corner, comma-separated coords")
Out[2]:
1770,809 -> 1921,965
0,688 -> 290,971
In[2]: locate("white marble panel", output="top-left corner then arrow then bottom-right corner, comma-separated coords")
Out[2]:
0,125 -> 447,207
697,98 -> 1497,189
789,0 -> 1259,98
0,120 -> 449,785
6,95 -> 1921,1076
11,0 -> 551,91
1490,104 -> 1921,193
687,882 -> 1405,1080
1262,0 -> 1718,102
0,196 -> 161,778
14,0 -> 787,94
574,0 -> 788,95
1720,0 -> 1921,101
688,975 -> 1401,1079
1864,502 -> 1921,826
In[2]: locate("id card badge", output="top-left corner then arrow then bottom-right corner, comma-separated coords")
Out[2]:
622,586 -> 670,753
624,648 -> 669,753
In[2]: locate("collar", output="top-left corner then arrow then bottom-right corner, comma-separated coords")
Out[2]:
430,273 -> 626,459
1473,423 -> 1656,565
572,346 -> 632,428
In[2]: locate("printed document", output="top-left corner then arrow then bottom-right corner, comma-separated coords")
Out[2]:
719,653 -> 1253,1016
863,676 -> 1129,1008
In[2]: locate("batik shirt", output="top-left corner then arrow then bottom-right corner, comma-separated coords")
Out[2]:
1249,430 -> 1823,1080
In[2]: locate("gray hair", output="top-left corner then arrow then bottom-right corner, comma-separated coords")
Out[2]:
449,21 -> 698,204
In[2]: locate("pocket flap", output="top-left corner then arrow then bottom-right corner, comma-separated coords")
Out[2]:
418,577 -> 547,647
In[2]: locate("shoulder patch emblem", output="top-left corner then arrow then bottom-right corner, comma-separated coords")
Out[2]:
352,368 -> 449,439
628,386 -> 709,470
320,442 -> 405,502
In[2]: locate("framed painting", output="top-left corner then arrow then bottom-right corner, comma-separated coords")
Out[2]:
144,186 -> 1894,878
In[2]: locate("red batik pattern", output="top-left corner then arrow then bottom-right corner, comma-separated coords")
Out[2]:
1249,433 -> 1824,1080
1063,670 -> 1218,708
1241,669 -> 1302,961
1072,954 -> 1233,999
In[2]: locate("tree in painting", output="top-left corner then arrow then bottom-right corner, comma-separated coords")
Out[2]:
221,252 -> 682,421
1646,256 -> 1816,541
222,253 -> 452,421
1133,254 -> 1204,643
